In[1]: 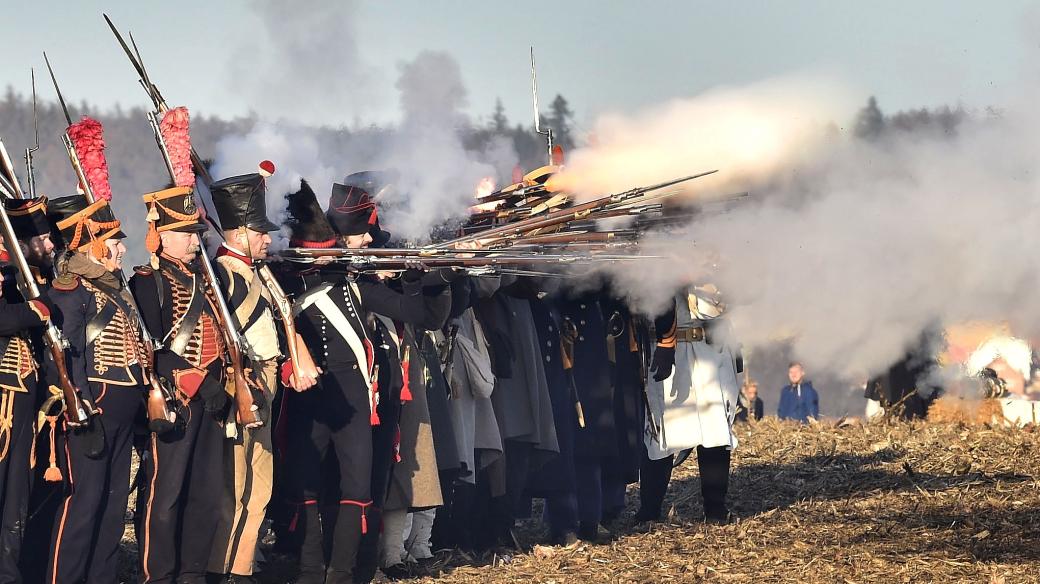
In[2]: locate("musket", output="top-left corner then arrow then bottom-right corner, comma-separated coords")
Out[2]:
0,139 -> 93,426
0,138 -> 25,199
477,203 -> 664,248
146,109 -> 264,429
505,231 -> 630,247
104,15 -> 213,184
106,14 -> 314,387
439,171 -> 715,248
42,55 -> 182,430
43,52 -> 95,200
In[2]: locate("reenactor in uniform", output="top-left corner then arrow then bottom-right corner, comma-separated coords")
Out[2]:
129,185 -> 230,584
207,171 -> 308,583
638,285 -> 739,524
0,197 -> 56,583
44,195 -> 147,584
280,181 -> 428,584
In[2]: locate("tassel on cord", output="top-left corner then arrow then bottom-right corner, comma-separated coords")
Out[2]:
43,416 -> 61,482
370,365 -> 380,426
146,202 -> 161,269
400,345 -> 412,402
90,237 -> 108,261
340,500 -> 372,534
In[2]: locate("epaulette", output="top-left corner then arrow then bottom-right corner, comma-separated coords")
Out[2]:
133,265 -> 155,276
51,274 -> 80,292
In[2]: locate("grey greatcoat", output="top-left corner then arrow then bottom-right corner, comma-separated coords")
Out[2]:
477,285 -> 559,464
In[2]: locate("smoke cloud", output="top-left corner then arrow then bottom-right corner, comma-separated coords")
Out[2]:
218,7 -> 516,243
368,51 -> 502,242
230,0 -> 386,126
592,78 -> 1040,381
548,76 -> 857,201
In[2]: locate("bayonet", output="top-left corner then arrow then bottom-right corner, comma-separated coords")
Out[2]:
43,52 -> 73,127
530,47 -> 554,165
24,69 -> 40,198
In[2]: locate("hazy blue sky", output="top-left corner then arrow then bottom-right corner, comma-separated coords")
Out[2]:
2,1 -> 1037,128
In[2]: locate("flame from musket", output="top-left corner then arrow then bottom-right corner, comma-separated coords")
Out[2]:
470,176 -> 500,212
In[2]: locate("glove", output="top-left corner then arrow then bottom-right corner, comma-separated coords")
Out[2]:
432,267 -> 465,284
401,259 -> 428,283
198,376 -> 228,414
650,346 -> 675,382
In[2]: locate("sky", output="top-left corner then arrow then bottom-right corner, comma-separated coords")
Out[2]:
1,0 -> 1037,130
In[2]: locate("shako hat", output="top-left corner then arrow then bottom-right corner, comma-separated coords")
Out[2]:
48,195 -> 126,259
4,196 -> 53,240
209,161 -> 279,233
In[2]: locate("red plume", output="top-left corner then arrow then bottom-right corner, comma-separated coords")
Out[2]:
511,165 -> 523,184
160,107 -> 195,188
66,117 -> 112,201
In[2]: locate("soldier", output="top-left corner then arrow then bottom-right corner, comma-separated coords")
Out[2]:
129,185 -> 230,584
0,197 -> 56,584
207,170 -> 312,583
44,195 -> 147,584
638,285 -> 740,524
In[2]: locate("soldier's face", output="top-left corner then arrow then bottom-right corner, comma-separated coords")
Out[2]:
245,229 -> 271,259
343,232 -> 372,249
161,231 -> 201,263
745,385 -> 758,400
103,239 -> 127,271
24,234 -> 54,266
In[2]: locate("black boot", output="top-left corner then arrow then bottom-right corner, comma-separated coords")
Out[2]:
330,502 -> 372,577
294,504 -> 326,584
636,453 -> 674,522
697,446 -> 731,523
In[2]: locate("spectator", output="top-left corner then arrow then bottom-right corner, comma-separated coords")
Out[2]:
735,381 -> 764,422
778,363 -> 819,423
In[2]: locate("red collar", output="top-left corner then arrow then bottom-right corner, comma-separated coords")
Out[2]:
216,244 -> 254,266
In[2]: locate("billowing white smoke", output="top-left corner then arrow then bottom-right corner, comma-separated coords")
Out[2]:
589,79 -> 1040,380
369,51 -> 501,242
220,1 -> 517,243
231,0 -> 386,125
548,76 -> 856,200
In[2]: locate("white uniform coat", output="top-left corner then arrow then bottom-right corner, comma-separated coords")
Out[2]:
645,290 -> 740,460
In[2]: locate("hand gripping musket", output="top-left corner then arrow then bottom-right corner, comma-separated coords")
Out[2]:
105,14 -> 315,390
41,57 -> 183,429
0,139 -> 94,426
145,110 -> 265,430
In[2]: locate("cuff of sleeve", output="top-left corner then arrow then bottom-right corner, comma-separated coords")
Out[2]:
280,361 -> 294,387
28,300 -> 50,322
